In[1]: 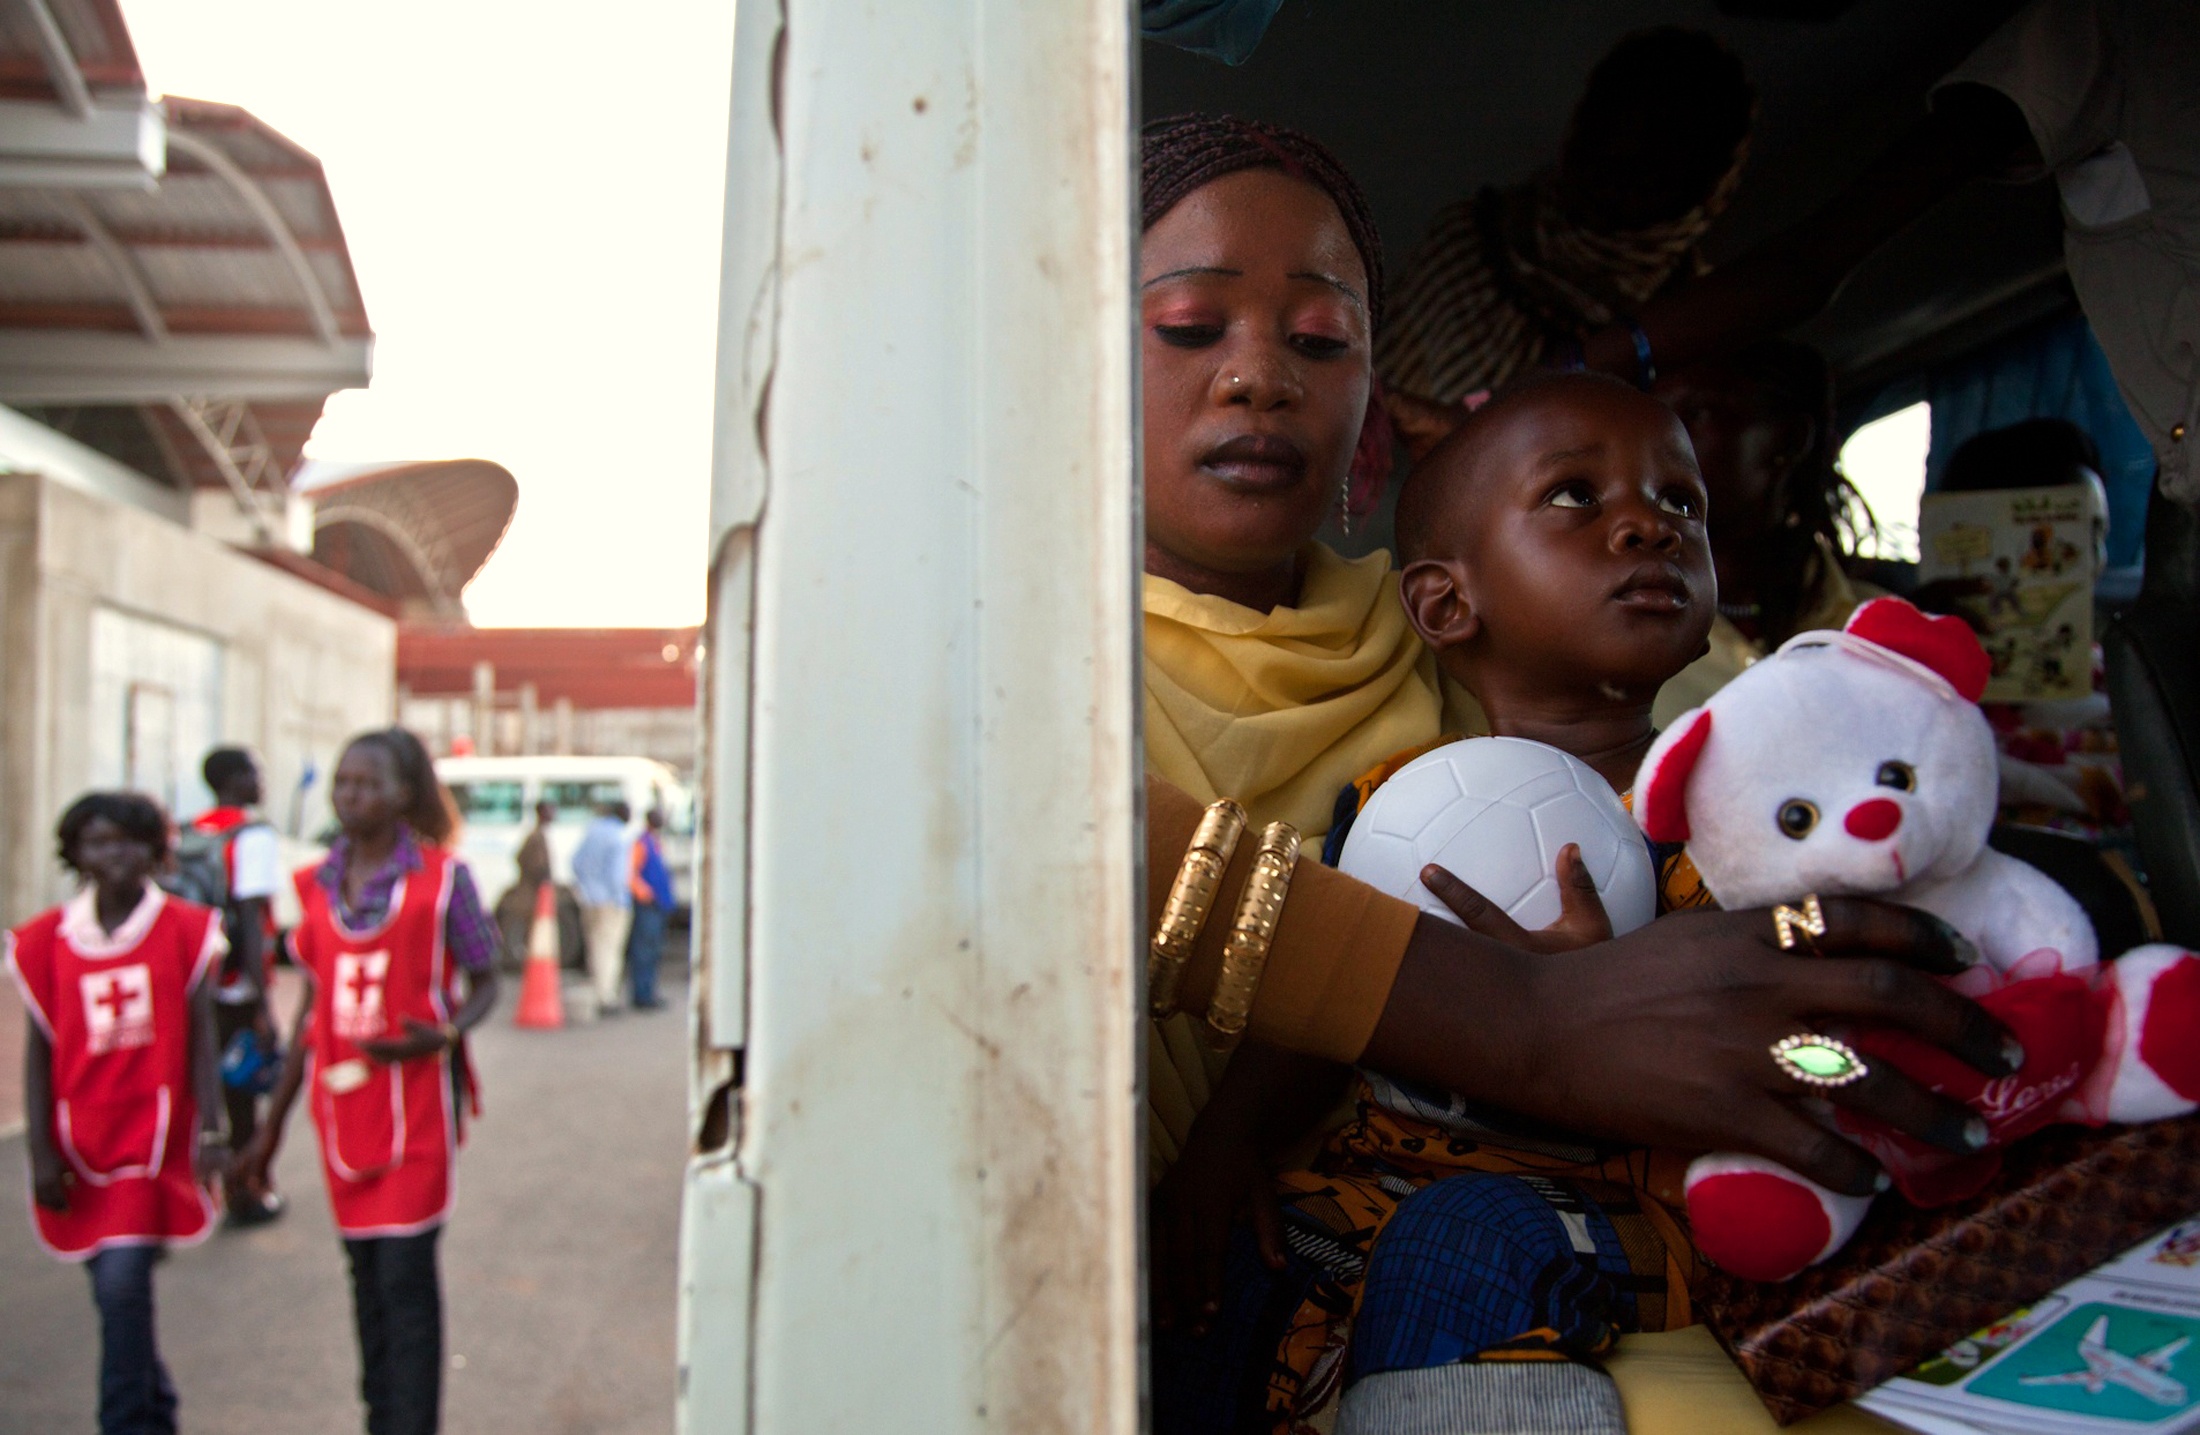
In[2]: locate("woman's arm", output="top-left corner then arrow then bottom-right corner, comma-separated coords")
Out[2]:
235,980 -> 314,1195
189,979 -> 225,1186
1147,776 -> 2017,1197
24,1021 -> 66,1211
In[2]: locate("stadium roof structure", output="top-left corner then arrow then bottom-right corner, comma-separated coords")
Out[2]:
295,458 -> 520,622
0,3 -> 373,541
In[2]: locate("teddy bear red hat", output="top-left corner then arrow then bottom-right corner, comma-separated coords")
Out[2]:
1843,596 -> 1992,703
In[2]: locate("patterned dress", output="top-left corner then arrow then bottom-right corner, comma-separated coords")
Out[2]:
1156,737 -> 1717,1434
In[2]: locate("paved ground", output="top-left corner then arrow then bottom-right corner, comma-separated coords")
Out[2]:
0,965 -> 689,1434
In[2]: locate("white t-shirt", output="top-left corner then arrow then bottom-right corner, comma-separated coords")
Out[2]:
1941,0 -> 2200,503
227,823 -> 281,902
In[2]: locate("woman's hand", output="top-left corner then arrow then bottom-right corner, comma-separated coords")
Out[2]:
1151,1120 -> 1287,1338
1420,845 -> 1612,954
30,1150 -> 70,1212
231,1128 -> 276,1199
1365,890 -> 2019,1198
358,1018 -> 452,1065
194,1133 -> 227,1190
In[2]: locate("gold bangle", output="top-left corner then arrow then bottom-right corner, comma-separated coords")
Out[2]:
1148,799 -> 1248,1018
1203,821 -> 1300,1051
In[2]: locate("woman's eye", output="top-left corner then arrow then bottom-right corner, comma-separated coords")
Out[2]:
1777,799 -> 1820,839
1656,489 -> 1702,518
1876,760 -> 1917,792
1290,334 -> 1350,359
1153,324 -> 1222,349
1546,481 -> 1597,509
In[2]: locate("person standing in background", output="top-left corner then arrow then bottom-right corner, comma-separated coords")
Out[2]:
625,809 -> 675,1010
496,800 -> 560,969
570,802 -> 633,1015
514,800 -> 555,897
189,748 -> 286,1227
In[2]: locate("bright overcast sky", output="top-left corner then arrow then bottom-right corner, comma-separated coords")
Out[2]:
124,0 -> 735,627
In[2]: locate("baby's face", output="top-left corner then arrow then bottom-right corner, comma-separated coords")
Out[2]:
1442,382 -> 1716,697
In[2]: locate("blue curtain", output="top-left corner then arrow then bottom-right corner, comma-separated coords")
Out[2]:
1141,0 -> 1288,65
1919,313 -> 2157,572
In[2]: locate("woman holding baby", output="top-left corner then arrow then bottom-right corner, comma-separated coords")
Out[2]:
1133,114 -> 2018,1435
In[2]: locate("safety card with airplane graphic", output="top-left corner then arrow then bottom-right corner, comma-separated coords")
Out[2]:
1860,1221 -> 2200,1434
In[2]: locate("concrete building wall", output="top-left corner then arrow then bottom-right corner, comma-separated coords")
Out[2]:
0,470 -> 396,925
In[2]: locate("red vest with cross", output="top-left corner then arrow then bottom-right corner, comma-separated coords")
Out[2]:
4,888 -> 223,1258
292,846 -> 463,1237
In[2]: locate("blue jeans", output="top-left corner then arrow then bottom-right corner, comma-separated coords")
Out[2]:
85,1245 -> 177,1435
626,902 -> 668,1006
344,1229 -> 444,1435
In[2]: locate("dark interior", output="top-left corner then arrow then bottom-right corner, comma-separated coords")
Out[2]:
1141,0 -> 2064,396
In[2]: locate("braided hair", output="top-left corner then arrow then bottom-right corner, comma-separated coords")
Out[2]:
1729,341 -> 1875,642
1141,113 -> 1385,329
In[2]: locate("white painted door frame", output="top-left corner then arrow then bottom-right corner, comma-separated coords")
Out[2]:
681,2 -> 1142,1431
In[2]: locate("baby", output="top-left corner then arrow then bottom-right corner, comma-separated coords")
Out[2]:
1154,372 -> 1724,1434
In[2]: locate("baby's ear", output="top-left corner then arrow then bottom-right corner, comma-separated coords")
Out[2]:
1398,559 -> 1479,651
1636,707 -> 1712,843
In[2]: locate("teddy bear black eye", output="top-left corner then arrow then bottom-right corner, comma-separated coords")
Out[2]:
1777,800 -> 1820,840
1876,761 -> 1917,792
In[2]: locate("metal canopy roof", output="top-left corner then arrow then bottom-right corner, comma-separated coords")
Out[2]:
0,0 -> 163,189
295,458 -> 519,620
0,50 -> 373,512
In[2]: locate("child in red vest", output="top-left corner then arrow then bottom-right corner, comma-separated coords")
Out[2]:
236,727 -> 499,1435
8,791 -> 227,1435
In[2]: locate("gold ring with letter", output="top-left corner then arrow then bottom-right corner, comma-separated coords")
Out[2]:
1204,821 -> 1301,1052
1772,894 -> 1827,951
1771,1032 -> 1869,1089
1149,799 -> 1248,1018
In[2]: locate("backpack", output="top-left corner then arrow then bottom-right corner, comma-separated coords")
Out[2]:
161,826 -> 232,910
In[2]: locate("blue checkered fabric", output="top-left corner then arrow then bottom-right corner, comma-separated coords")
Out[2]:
1349,1174 -> 1642,1379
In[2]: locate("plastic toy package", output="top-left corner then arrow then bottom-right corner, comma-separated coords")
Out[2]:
1861,1216 -> 2200,1434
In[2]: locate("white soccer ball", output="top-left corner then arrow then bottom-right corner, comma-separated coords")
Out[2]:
1335,737 -> 1656,936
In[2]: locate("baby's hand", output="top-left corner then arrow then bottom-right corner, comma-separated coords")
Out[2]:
1420,843 -> 1613,954
1150,1120 -> 1286,1339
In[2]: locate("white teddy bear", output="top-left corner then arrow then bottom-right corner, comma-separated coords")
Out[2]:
1635,597 -> 2200,1282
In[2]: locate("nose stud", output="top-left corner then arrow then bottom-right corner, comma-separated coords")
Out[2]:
1225,373 -> 1247,391
1844,798 -> 1902,841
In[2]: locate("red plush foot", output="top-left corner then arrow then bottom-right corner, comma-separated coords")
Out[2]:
1686,1169 -> 1835,1283
2100,946 -> 2200,1122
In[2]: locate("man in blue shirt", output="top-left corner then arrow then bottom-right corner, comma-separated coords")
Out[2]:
625,808 -> 679,1009
569,801 -> 635,1015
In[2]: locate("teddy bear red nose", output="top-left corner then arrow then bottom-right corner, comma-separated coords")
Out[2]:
1844,798 -> 1903,841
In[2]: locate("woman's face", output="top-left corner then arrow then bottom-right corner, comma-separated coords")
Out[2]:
332,742 -> 407,838
74,816 -> 157,893
1652,361 -> 1803,545
1141,168 -> 1371,581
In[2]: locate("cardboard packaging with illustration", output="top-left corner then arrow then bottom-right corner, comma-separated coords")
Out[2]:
1917,483 -> 2105,703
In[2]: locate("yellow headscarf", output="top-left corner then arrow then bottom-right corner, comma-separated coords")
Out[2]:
1144,543 -> 1444,839
1143,542 -> 1443,1174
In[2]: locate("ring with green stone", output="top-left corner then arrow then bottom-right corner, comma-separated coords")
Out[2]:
1770,1033 -> 1869,1089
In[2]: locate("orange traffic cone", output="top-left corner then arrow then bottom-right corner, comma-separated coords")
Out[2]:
513,882 -> 565,1030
